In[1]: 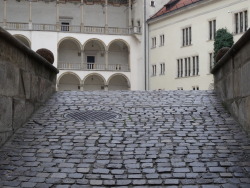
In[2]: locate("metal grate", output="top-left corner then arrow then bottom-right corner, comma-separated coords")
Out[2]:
64,110 -> 121,121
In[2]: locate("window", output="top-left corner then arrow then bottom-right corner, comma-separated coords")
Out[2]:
177,87 -> 183,90
192,86 -> 199,90
152,65 -> 156,76
152,37 -> 156,48
235,10 -> 248,34
160,63 -> 165,75
188,57 -> 191,76
177,56 -> 199,78
137,20 -> 141,33
87,56 -> 95,69
182,27 -> 192,46
150,0 -> 155,7
160,34 -> 165,46
209,19 -> 216,40
60,17 -> 72,31
209,52 -> 215,72
61,22 -> 69,31
192,56 -> 199,76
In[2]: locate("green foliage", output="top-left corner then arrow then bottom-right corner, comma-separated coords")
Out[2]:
214,28 -> 234,61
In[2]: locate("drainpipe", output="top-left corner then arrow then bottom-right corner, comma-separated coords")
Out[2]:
144,0 -> 148,90
29,0 -> 32,30
80,0 -> 84,32
3,0 -> 7,28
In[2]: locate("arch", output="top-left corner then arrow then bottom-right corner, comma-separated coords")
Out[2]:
83,39 -> 107,70
13,34 -> 31,48
107,39 -> 130,52
58,37 -> 82,70
107,73 -> 131,91
83,73 -> 106,91
107,39 -> 130,72
58,37 -> 82,50
57,72 -> 81,91
83,38 -> 106,51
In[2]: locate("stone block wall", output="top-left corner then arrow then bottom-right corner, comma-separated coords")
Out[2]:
0,27 -> 58,146
212,29 -> 250,134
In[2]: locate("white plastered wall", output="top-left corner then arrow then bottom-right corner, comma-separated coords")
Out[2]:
148,0 -> 250,90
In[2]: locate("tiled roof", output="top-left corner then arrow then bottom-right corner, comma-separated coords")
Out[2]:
149,0 -> 202,20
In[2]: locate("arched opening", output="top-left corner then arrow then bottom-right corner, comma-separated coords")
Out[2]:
108,74 -> 130,91
83,74 -> 106,91
58,38 -> 82,70
108,40 -> 129,71
58,73 -> 81,91
83,39 -> 106,70
13,35 -> 31,48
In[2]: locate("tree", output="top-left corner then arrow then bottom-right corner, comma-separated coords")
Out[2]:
214,28 -> 234,62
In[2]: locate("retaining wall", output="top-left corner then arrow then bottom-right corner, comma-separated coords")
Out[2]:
212,29 -> 250,134
0,27 -> 58,146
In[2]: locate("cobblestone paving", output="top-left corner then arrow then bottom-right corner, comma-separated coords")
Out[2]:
0,91 -> 250,188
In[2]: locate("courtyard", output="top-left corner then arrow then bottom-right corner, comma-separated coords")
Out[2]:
0,90 -> 250,187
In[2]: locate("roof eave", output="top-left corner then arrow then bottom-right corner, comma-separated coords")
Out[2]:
147,0 -> 214,25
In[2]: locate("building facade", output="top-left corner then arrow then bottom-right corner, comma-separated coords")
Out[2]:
0,0 -> 159,91
147,0 -> 249,90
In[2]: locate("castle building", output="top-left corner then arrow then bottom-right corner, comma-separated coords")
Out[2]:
1,0 -> 249,91
0,0 -> 158,91
147,0 -> 249,90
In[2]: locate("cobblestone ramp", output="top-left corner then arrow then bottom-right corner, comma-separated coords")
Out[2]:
0,90 -> 250,188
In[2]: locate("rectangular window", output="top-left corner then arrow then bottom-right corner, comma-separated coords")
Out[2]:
196,56 -> 199,75
209,52 -> 215,72
188,57 -> 191,76
152,65 -> 156,76
150,0 -> 155,7
182,27 -> 192,46
160,34 -> 165,46
180,59 -> 183,77
192,56 -> 199,76
177,60 -> 180,78
160,63 -> 165,75
61,22 -> 69,31
177,56 -> 198,78
245,11 -> 248,31
177,87 -> 183,90
209,19 -> 216,40
235,10 -> 248,34
192,86 -> 200,90
152,37 -> 156,48
184,58 -> 187,77
193,56 -> 196,76
87,56 -> 95,69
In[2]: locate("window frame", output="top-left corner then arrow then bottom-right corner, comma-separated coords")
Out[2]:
182,26 -> 192,47
234,10 -> 248,34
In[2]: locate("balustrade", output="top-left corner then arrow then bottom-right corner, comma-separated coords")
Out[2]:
0,22 -> 141,35
58,62 -> 130,72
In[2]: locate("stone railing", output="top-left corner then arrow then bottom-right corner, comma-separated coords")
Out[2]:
58,62 -> 130,72
212,28 -> 250,134
0,22 -> 141,35
0,27 -> 59,146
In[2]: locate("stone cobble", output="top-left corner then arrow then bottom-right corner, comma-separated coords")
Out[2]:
0,90 -> 250,187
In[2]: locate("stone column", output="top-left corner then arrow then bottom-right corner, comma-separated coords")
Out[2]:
105,0 -> 108,33
29,0 -> 32,30
56,0 -> 60,31
128,0 -> 131,28
81,50 -> 84,70
80,0 -> 84,32
3,0 -> 7,28
80,83 -> 84,91
104,85 -> 108,91
105,50 -> 109,70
